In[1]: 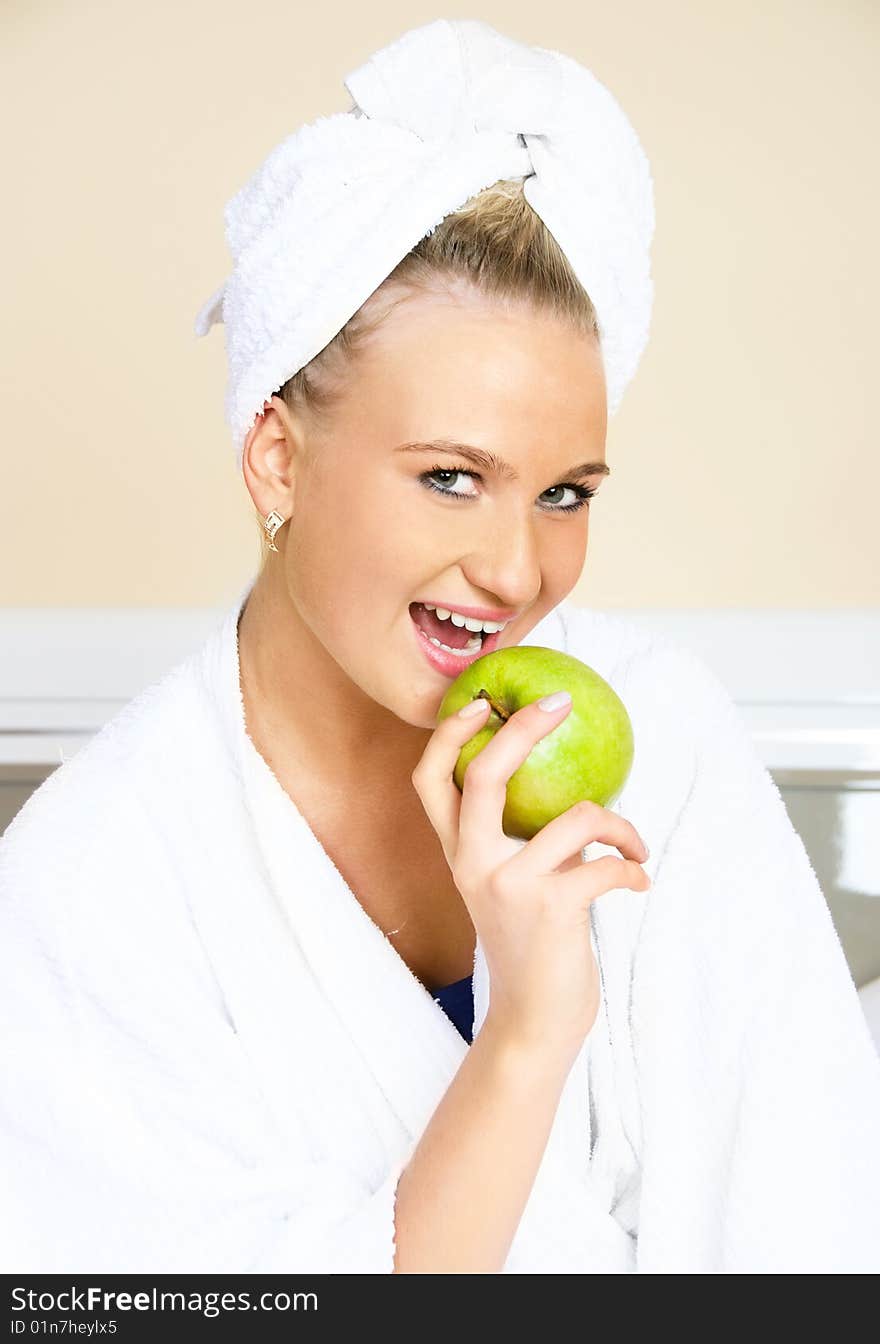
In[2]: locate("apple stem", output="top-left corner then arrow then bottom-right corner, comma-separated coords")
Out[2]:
476,688 -> 509,722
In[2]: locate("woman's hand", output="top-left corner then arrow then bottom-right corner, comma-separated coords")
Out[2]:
411,693 -> 650,1065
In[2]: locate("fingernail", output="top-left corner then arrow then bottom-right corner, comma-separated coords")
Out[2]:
458,698 -> 490,718
537,690 -> 572,712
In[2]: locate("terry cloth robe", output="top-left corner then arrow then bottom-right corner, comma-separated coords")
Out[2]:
2,579 -> 879,1274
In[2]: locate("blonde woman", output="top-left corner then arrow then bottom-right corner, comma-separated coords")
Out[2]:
2,20 -> 879,1275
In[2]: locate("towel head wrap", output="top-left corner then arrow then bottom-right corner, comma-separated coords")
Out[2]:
194,18 -> 656,470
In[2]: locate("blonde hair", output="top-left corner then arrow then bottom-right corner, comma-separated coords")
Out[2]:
256,177 -> 600,558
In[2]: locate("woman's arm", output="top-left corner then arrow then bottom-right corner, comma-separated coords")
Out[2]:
392,1015 -> 578,1273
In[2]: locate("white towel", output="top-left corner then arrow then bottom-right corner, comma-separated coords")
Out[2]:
2,583 -> 879,1272
193,18 -> 655,468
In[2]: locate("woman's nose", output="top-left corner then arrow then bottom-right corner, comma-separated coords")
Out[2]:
460,516 -> 542,612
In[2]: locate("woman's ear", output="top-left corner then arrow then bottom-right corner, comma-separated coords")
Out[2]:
241,396 -> 303,519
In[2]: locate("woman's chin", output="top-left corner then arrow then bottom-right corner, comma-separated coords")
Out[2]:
390,686 -> 449,733
402,704 -> 445,733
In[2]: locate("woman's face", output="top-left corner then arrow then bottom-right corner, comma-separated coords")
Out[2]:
261,286 -> 608,733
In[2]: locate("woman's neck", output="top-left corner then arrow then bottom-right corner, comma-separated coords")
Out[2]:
236,569 -> 432,790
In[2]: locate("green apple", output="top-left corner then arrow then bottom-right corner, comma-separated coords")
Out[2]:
436,645 -> 634,841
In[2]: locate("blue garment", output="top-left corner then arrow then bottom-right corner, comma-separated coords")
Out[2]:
432,973 -> 474,1044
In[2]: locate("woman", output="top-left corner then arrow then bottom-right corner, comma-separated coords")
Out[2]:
2,20 -> 879,1274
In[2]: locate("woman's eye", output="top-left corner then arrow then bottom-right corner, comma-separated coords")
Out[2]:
419,466 -> 595,514
424,468 -> 476,497
540,484 -> 589,508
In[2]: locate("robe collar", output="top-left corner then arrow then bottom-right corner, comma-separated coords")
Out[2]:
218,575 -> 572,1140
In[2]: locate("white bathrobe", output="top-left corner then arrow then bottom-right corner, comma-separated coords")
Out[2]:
2,581 -> 879,1274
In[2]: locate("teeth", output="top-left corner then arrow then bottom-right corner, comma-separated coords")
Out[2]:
428,635 -> 482,656
422,603 -> 509,634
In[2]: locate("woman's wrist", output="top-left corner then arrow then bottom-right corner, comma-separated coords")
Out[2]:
476,1011 -> 582,1086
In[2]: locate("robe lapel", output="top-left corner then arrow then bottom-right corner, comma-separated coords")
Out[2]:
230,594 -> 583,1142
222,584 -> 471,1144
188,584 -> 635,1268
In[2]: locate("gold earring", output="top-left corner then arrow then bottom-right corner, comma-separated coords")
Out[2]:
263,509 -> 286,552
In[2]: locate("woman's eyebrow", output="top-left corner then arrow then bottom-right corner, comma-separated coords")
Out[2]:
394,439 -> 611,481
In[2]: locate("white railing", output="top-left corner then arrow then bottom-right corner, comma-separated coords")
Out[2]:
1,606 -> 878,771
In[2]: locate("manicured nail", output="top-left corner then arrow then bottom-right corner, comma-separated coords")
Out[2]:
458,698 -> 490,718
537,690 -> 572,712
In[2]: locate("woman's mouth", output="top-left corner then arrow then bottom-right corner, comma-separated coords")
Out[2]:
408,602 -> 506,678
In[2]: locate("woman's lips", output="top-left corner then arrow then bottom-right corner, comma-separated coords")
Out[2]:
408,606 -> 506,678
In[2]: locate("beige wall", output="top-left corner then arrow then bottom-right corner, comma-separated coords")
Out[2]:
3,0 -> 877,608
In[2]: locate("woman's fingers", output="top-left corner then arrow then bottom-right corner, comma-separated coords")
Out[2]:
553,852 -> 652,901
410,697 -> 491,867
506,798 -> 649,884
455,694 -> 574,870
410,692 -> 646,905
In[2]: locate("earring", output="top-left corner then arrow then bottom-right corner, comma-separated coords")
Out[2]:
263,509 -> 286,552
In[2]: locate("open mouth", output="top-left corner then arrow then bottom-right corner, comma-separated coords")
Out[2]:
408,603 -> 506,657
